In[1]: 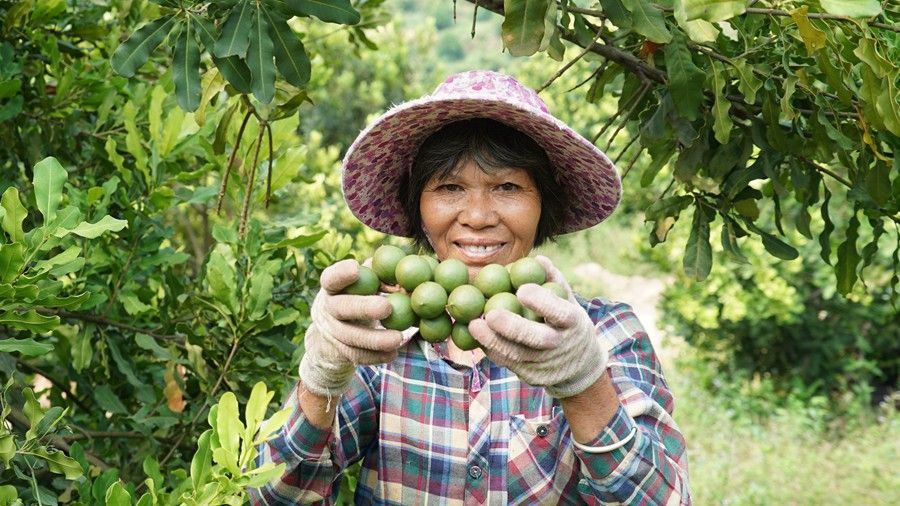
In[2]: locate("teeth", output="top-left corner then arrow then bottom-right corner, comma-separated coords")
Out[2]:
460,244 -> 502,254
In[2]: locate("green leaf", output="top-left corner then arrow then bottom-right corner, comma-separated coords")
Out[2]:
94,384 -> 128,414
0,441 -> 15,470
721,217 -> 748,263
245,382 -> 274,441
859,216 -> 885,286
33,447 -> 83,480
0,95 -> 23,123
0,310 -> 58,332
104,481 -> 132,506
142,456 -> 163,492
135,333 -> 172,360
262,230 -> 327,251
780,75 -> 798,121
674,0 -> 718,42
709,61 -> 732,144
32,245 -> 80,275
645,195 -> 693,221
111,16 -> 176,77
242,462 -> 288,487
866,164 -> 892,206
664,35 -> 705,120
0,242 -> 24,282
266,12 -> 312,88
22,388 -> 43,431
0,338 -> 53,356
501,0 -> 553,57
248,6 -> 276,103
216,392 -> 243,459
683,204 -> 713,280
212,447 -> 241,476
0,79 -> 21,100
247,269 -> 274,320
835,212 -> 860,295
285,0 -> 361,25
194,15 -> 253,94
876,80 -> 900,137
1,187 -> 26,242
56,215 -> 128,239
622,0 -> 672,43
33,156 -> 67,224
215,1 -> 254,58
682,0 -> 746,22
173,20 -> 201,112
819,189 -> 833,265
820,0 -> 881,17
191,429 -> 213,490
120,290 -> 153,315
760,231 -> 799,260
790,7 -> 826,55
729,60 -> 761,104
853,37 -> 891,79
254,407 -> 291,444
72,325 -> 94,373
598,0 -> 632,30
206,244 -> 238,313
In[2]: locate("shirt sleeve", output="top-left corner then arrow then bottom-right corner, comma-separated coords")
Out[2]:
247,365 -> 382,505
573,300 -> 692,505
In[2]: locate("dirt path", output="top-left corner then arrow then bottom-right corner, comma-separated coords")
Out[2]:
573,262 -> 679,368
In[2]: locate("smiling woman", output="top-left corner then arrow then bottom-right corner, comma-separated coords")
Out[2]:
249,70 -> 692,505
401,118 -> 566,265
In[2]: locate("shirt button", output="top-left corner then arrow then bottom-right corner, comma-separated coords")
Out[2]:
536,424 -> 549,437
468,465 -> 483,480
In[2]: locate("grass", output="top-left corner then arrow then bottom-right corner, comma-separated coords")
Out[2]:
669,356 -> 900,505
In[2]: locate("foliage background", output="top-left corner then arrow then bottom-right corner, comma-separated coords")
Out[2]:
0,0 -> 897,504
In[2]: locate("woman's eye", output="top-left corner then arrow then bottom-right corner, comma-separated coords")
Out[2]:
437,183 -> 462,192
498,182 -> 520,191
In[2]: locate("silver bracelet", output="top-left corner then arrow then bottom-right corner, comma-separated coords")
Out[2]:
571,426 -> 637,454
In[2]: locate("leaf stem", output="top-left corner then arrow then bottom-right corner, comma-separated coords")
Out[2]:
537,25 -> 604,93
265,122 -> 274,208
238,125 -> 265,240
217,109 -> 254,215
604,83 -> 651,151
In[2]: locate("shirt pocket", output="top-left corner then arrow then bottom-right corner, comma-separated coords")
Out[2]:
507,407 -> 579,505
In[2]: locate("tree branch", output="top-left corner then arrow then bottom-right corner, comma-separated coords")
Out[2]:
5,408 -> 111,470
799,156 -> 900,226
37,309 -> 185,344
14,359 -> 92,413
471,0 -> 667,84
62,429 -> 145,441
744,7 -> 900,34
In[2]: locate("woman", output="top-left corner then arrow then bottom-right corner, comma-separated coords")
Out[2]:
250,71 -> 691,505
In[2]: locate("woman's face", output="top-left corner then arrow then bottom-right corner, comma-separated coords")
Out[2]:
420,159 -> 541,277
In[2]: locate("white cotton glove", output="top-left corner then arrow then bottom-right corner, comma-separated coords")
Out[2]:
469,256 -> 608,398
298,259 -> 407,398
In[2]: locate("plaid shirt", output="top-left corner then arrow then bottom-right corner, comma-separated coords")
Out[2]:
250,298 -> 691,505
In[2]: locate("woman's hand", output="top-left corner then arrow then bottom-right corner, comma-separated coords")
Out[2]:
298,259 -> 408,398
468,256 -> 608,398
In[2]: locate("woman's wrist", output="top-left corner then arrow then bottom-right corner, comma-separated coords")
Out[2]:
559,371 -> 621,444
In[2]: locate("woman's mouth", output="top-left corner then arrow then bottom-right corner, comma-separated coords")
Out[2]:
454,242 -> 506,262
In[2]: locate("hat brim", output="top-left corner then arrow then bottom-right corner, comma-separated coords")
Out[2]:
341,96 -> 622,237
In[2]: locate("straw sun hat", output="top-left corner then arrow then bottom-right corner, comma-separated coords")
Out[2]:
341,70 -> 622,237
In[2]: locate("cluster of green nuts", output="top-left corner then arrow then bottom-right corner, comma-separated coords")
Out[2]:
342,245 -> 567,351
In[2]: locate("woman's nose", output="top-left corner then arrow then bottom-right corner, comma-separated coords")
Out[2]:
458,191 -> 499,229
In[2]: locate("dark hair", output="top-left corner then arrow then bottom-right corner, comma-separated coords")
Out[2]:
398,118 -> 567,251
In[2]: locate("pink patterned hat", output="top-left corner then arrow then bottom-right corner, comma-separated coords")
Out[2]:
341,70 -> 622,236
